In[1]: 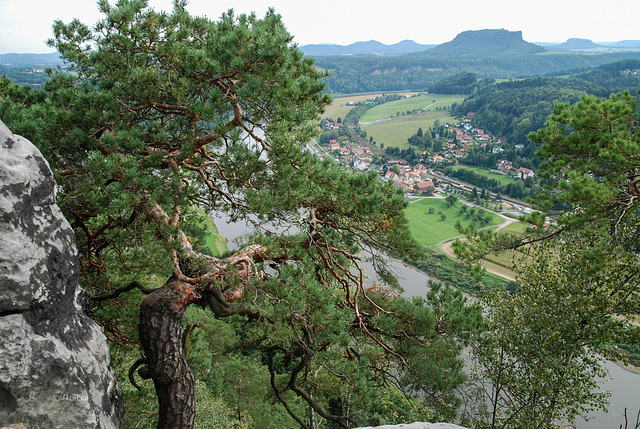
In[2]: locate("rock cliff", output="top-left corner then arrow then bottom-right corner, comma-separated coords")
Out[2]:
0,120 -> 122,428
424,29 -> 546,56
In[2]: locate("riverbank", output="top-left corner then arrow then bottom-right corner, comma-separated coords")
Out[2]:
614,360 -> 640,375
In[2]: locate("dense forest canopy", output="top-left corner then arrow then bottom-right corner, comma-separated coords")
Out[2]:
428,72 -> 495,94
315,52 -> 640,94
454,60 -> 640,146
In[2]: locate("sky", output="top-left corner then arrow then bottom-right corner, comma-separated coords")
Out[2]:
1,0 -> 639,54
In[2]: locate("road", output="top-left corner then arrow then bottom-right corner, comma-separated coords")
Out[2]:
423,192 -> 518,281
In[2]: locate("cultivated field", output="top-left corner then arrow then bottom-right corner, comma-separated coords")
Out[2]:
323,92 -> 423,122
360,93 -> 463,123
364,110 -> 455,149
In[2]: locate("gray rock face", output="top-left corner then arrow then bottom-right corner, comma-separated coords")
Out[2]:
0,121 -> 122,428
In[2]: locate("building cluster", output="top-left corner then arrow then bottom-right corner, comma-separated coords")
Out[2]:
384,162 -> 435,194
328,139 -> 375,171
319,116 -> 535,195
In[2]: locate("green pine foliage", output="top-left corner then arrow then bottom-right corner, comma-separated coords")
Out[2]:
429,72 -> 495,95
0,1 -> 483,427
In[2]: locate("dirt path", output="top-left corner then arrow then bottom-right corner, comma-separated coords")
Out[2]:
438,213 -> 517,282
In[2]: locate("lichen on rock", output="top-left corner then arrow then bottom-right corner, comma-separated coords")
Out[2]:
0,120 -> 122,428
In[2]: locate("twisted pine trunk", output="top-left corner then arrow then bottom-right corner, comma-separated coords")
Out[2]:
139,280 -> 201,429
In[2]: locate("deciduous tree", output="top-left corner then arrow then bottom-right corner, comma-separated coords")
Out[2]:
456,91 -> 640,428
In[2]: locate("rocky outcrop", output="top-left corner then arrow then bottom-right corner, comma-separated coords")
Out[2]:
0,120 -> 122,428
424,29 -> 546,56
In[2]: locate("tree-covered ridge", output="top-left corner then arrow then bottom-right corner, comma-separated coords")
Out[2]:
453,61 -> 640,146
315,52 -> 640,94
428,72 -> 495,94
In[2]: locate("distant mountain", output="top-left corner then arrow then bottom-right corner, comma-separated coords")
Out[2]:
299,40 -> 436,56
416,29 -> 546,56
604,40 -> 640,49
542,38 -> 607,52
0,52 -> 63,66
557,38 -> 602,50
541,39 -> 640,53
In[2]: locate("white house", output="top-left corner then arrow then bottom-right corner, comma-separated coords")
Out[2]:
517,167 -> 535,179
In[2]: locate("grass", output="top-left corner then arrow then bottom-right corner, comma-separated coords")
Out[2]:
479,220 -> 530,278
323,92 -> 424,122
201,212 -> 229,256
404,196 -> 527,283
365,110 -> 456,149
360,93 -> 464,123
450,165 -> 519,186
405,197 -> 502,246
483,250 -> 517,269
503,221 -> 528,234
323,94 -> 380,121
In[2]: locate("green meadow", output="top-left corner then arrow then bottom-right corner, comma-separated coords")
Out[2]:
323,93 -> 384,121
202,213 -> 228,256
360,93 -> 464,123
365,110 -> 456,149
405,197 -> 502,246
450,165 -> 520,186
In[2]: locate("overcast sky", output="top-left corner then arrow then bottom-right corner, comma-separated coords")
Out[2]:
1,0 -> 638,54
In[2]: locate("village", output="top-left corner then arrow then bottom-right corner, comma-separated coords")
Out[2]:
315,115 -> 535,199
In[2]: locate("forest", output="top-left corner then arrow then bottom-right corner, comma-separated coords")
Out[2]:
1,2 -> 640,429
453,60 -> 640,145
314,52 -> 640,94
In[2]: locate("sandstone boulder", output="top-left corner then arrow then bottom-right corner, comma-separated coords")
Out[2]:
0,120 -> 122,428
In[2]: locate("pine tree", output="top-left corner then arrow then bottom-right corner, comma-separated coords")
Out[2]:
0,1 -> 480,427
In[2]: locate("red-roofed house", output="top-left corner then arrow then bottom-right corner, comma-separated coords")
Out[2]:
356,146 -> 371,155
392,180 -> 411,193
517,167 -> 535,179
385,171 -> 398,181
414,181 -> 435,194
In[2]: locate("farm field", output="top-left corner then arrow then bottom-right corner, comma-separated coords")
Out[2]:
405,197 -> 502,246
323,94 -> 379,121
364,110 -> 455,149
323,92 -> 423,122
449,165 -> 519,186
360,93 -> 464,123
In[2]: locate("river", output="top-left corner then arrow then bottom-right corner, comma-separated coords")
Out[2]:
212,212 -> 640,428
